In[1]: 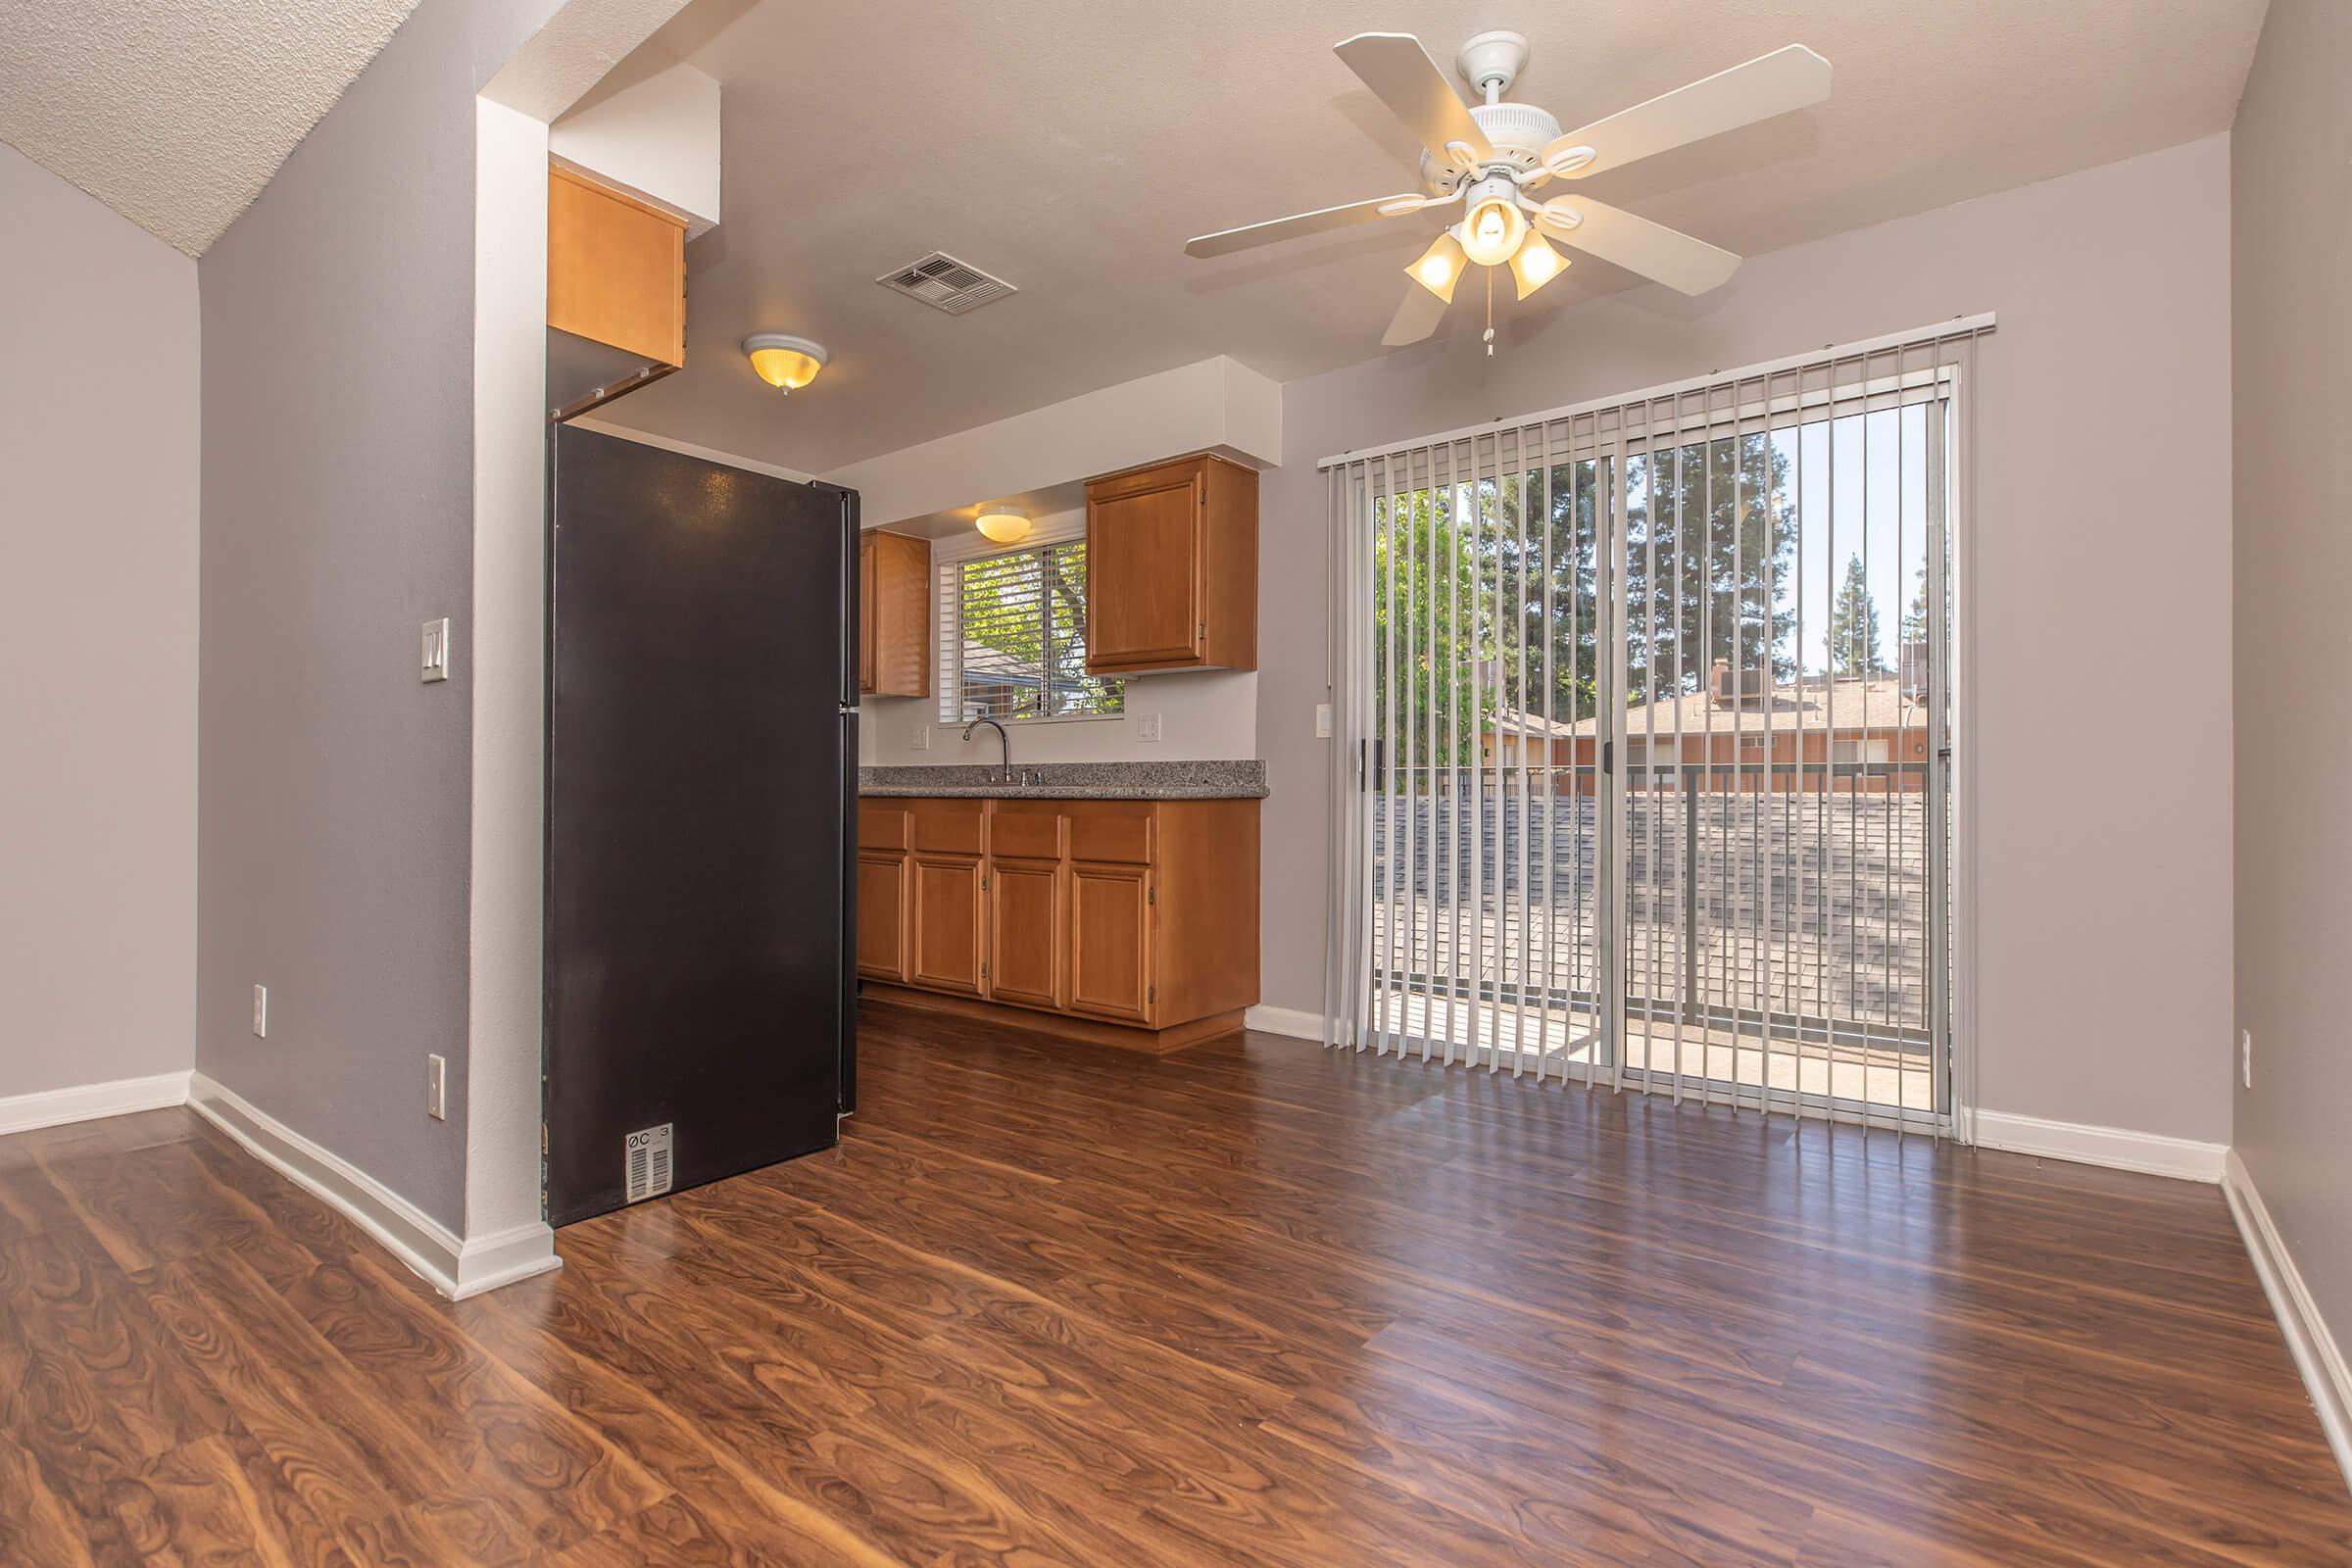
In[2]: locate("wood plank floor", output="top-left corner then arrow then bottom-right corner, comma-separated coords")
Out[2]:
3,1001 -> 2347,1565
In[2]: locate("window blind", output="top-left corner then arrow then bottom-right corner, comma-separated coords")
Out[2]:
940,540 -> 1123,723
1320,317 -> 1990,1135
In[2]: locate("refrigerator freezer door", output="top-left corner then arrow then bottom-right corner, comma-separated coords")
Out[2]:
545,424 -> 854,1227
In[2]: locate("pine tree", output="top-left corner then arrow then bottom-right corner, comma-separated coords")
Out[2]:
1828,554 -> 1883,676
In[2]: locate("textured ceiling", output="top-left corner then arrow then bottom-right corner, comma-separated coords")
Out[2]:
597,0 -> 2265,476
0,0 -> 424,256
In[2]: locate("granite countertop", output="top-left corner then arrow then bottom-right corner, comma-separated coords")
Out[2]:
858,760 -> 1267,800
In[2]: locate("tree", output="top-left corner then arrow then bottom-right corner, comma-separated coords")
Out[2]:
1621,433 -> 1796,710
1828,554 -> 1884,676
1368,430 -> 1799,781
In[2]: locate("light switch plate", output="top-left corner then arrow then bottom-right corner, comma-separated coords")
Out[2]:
426,1054 -> 447,1119
420,617 -> 450,683
913,724 -> 931,752
1315,703 -> 1334,738
1139,712 -> 1162,743
252,984 -> 267,1038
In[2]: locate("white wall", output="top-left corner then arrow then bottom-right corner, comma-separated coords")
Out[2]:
2230,0 -> 2352,1388
196,0 -> 565,1232
0,145 -> 199,1105
1257,133 -> 2235,1147
551,58 -> 720,234
820,357 -> 1281,529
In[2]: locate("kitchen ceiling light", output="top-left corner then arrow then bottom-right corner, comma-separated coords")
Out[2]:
975,507 -> 1032,545
743,333 -> 828,392
1405,229 -> 1467,303
1507,231 -> 1568,299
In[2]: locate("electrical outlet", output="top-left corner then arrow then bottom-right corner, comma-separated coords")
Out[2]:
1315,703 -> 1334,738
1139,712 -> 1162,743
912,724 -> 930,752
252,984 -> 267,1038
426,1054 -> 447,1120
420,617 -> 450,683
2240,1028 -> 2253,1090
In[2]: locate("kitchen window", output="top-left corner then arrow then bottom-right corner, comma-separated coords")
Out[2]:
938,538 -> 1124,723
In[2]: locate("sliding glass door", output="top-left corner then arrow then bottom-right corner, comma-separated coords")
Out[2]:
1361,436 -> 1611,1078
1328,329 -> 1973,1128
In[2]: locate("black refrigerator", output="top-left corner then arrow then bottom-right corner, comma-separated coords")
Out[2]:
543,423 -> 858,1228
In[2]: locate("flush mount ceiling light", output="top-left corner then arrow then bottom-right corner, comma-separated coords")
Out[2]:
975,507 -> 1031,545
743,333 -> 828,392
1184,29 -> 1831,349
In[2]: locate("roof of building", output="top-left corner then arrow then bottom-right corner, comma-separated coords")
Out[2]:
1493,673 -> 1929,740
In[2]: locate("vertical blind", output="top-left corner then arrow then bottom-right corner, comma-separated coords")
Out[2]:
939,539 -> 1124,723
1320,318 -> 1989,1132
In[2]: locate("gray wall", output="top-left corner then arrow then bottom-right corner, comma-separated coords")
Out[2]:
1,145 -> 200,1102
197,0 -> 557,1229
1258,133 -> 2235,1146
2231,0 -> 2352,1355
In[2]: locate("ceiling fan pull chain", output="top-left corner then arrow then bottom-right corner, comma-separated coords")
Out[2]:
1485,268 -> 1495,356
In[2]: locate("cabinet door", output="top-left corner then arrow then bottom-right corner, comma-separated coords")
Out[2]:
857,530 -> 878,694
855,851 -> 908,982
987,857 -> 1063,1009
908,854 -> 986,995
1087,465 -> 1201,670
1068,860 -> 1153,1023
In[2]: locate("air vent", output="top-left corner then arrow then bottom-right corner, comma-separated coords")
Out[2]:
876,251 -> 1017,316
623,1123 -> 673,1203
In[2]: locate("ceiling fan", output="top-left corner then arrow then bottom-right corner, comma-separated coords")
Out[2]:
1185,30 -> 1830,346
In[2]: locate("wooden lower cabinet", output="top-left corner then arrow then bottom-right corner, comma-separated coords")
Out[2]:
987,857 -> 1064,1009
855,852 -> 908,982
1068,860 -> 1151,1023
908,854 -> 985,995
858,795 -> 1258,1051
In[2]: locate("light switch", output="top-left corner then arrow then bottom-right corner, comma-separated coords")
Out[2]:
1316,703 -> 1334,738
426,1054 -> 447,1119
420,617 -> 450,683
1139,712 -> 1162,743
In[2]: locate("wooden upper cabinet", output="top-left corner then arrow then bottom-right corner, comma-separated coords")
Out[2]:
859,530 -> 932,699
547,168 -> 687,367
1085,454 -> 1257,674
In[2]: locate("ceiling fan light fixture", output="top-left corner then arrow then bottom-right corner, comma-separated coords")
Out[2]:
1405,230 -> 1467,303
1508,232 -> 1568,299
1457,174 -> 1527,267
743,333 -> 828,392
975,507 -> 1032,545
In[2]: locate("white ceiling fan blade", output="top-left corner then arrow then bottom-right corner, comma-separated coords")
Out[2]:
1185,194 -> 1423,259
1539,197 -> 1740,295
1543,44 -> 1830,179
1382,283 -> 1448,346
1334,32 -> 1494,164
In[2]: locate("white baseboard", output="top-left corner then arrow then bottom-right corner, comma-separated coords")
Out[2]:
186,1072 -> 558,1300
0,1069 -> 194,1137
2225,1149 -> 2352,1490
1243,1004 -> 1327,1042
1970,1108 -> 2227,1182
452,1220 -> 564,1298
